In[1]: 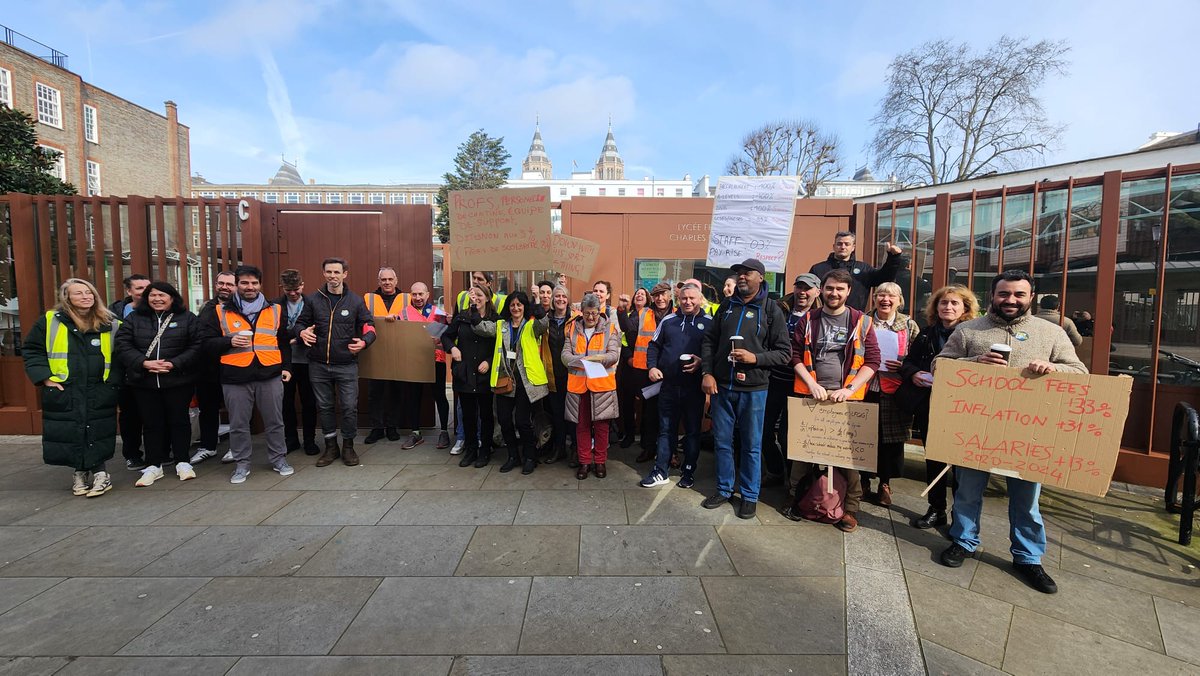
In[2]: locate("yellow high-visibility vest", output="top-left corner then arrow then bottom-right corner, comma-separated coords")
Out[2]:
45,311 -> 115,383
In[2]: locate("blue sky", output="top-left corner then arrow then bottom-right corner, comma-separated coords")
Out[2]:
8,1 -> 1198,186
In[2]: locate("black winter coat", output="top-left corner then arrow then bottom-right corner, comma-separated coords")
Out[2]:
295,286 -> 376,365
442,308 -> 499,394
701,286 -> 791,392
546,313 -> 572,392
23,313 -> 123,470
897,324 -> 954,441
809,251 -> 903,311
115,308 -> 202,389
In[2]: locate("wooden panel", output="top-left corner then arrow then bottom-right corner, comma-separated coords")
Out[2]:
72,197 -> 89,279
126,196 -> 150,278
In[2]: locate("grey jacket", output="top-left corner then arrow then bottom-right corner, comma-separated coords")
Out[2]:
934,311 -> 1087,374
562,315 -> 622,423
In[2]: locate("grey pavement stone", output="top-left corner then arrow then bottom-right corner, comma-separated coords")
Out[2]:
1,526 -> 203,577
579,459 -> 644,486
138,525 -> 339,577
453,655 -> 663,676
0,526 -> 83,565
906,571 -> 1013,668
890,510 -> 978,588
1059,532 -> 1200,605
844,502 -> 904,575
333,577 -> 530,655
152,490 -> 302,526
261,490 -> 404,526
0,465 -> 87,491
0,577 -> 62,615
0,491 -> 74,525
480,465 -> 580,490
55,656 -> 239,674
272,464 -> 403,491
662,655 -> 845,675
359,443 -> 454,464
921,640 -> 1007,676
1002,606 -> 1195,675
520,576 -> 723,655
379,490 -> 520,525
0,462 -> 41,478
702,576 -> 844,655
624,489 -> 755,526
1155,596 -> 1200,667
516,490 -> 628,525
579,525 -> 734,576
0,577 -> 209,655
298,525 -> 473,576
174,464 -> 289,490
121,577 -> 380,656
716,523 -> 843,576
845,566 -> 923,676
456,525 -> 580,576
14,489 -> 206,526
0,657 -> 69,676
384,464 -> 488,490
230,656 -> 454,676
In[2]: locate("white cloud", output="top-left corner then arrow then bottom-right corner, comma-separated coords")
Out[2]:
257,48 -> 308,168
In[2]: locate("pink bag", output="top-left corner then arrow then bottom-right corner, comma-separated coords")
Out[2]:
794,467 -> 847,524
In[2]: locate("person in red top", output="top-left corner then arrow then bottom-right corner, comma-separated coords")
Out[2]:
397,282 -> 451,449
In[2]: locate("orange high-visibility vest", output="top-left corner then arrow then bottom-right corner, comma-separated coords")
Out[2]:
630,309 -> 656,369
217,303 -> 282,367
566,322 -> 617,393
794,310 -> 872,400
364,292 -> 408,317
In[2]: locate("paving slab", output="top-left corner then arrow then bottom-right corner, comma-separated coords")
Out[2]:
516,490 -> 629,525
844,503 -> 904,575
1059,532 -> 1200,605
716,524 -> 842,576
174,463 -> 290,490
359,443 -> 455,464
384,464 -> 488,490
379,490 -> 520,525
0,526 -> 83,566
121,577 -> 380,656
456,525 -> 580,576
906,571 -> 1012,668
0,491 -> 74,525
845,566 -> 923,676
298,525 -> 473,576
452,655 -> 663,675
1153,596 -> 1200,667
1,526 -> 203,577
0,657 -> 69,676
578,460 -> 645,486
662,655 -> 845,675
579,525 -> 734,576
14,489 -> 206,526
333,577 -> 531,655
229,655 -> 454,675
921,639 -> 1007,676
480,465 -> 580,490
261,490 -> 404,526
55,656 -> 239,674
1002,606 -> 1194,675
0,465 -> 92,491
0,577 -> 209,655
272,464 -> 402,491
624,489 -> 755,526
152,490 -> 301,526
702,576 -> 844,655
138,525 -> 339,577
520,576 -> 724,655
0,577 -> 62,615
890,511 -> 978,588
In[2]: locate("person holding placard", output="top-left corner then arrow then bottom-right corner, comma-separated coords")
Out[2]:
563,293 -> 622,479
786,268 -> 881,532
443,286 -> 499,468
362,267 -> 407,445
809,231 -> 904,311
765,273 -> 822,493
934,270 -> 1086,594
700,259 -> 792,520
864,282 -> 920,506
393,282 -> 451,451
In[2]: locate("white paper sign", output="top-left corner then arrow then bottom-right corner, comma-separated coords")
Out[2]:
706,176 -> 799,273
874,329 -> 900,371
582,359 -> 609,379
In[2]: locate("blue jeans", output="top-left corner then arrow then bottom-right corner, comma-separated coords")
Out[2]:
711,387 -> 767,502
949,467 -> 1047,565
654,382 -> 704,479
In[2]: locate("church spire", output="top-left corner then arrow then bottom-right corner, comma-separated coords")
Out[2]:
522,115 -> 553,180
595,117 -> 624,180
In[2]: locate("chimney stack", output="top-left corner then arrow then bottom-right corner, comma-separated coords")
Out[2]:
165,101 -> 180,197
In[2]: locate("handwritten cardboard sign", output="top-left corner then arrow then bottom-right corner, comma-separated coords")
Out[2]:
787,398 -> 879,472
706,176 -> 799,273
357,321 -> 436,383
924,361 -> 1132,497
449,187 -> 553,271
551,233 -> 600,280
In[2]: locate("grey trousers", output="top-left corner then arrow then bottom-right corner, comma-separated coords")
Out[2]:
310,361 -> 359,439
223,378 -> 286,471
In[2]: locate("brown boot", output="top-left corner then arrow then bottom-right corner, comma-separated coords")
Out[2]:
594,463 -> 607,478
342,438 -> 359,467
316,437 -> 340,467
877,483 -> 892,507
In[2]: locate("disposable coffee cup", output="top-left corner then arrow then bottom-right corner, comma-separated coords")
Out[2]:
237,330 -> 253,337
680,354 -> 693,362
989,343 -> 1012,363
728,336 -> 743,363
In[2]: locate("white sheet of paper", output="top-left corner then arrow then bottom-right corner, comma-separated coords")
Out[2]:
641,381 -> 662,399
582,359 -> 609,379
875,328 -> 900,371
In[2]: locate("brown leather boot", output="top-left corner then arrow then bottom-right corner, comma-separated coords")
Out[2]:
316,437 -> 340,467
342,438 -> 359,466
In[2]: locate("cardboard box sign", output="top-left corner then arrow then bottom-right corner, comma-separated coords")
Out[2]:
551,233 -> 601,281
924,361 -> 1132,497
356,321 -> 437,383
449,187 -> 553,271
787,398 -> 879,473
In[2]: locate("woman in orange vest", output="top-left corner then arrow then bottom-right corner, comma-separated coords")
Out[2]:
563,293 -> 622,479
865,282 -> 920,507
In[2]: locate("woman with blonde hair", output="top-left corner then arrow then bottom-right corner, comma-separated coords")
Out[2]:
23,278 -> 124,497
866,281 -> 921,506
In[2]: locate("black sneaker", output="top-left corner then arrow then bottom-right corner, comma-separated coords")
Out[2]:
386,427 -> 401,441
1013,563 -> 1058,594
912,508 -> 947,530
125,458 -> 147,472
701,494 -> 729,510
364,429 -> 386,445
737,500 -> 757,519
521,458 -> 536,475
940,543 -> 972,568
676,474 -> 695,489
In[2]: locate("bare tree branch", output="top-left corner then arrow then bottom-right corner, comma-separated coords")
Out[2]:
725,119 -> 843,196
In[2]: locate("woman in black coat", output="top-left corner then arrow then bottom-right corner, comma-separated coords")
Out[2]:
442,286 -> 499,468
542,284 -> 575,464
23,278 -> 124,498
115,281 -> 201,486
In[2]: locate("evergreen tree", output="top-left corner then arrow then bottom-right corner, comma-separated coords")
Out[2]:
434,129 -> 511,243
0,105 -> 77,195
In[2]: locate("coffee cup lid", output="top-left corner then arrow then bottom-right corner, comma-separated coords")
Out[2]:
989,343 -> 1011,351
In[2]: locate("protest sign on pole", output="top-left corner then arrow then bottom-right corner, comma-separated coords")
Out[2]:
787,398 -> 879,472
924,361 -> 1132,497
706,176 -> 799,273
449,187 -> 553,271
357,321 -> 436,383
551,233 -> 601,280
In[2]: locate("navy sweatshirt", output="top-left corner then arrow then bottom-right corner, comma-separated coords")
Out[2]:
646,310 -> 711,386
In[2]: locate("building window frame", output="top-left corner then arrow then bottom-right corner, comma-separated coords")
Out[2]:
327,193 -> 343,204
38,144 -> 66,181
263,192 -> 279,203
284,192 -> 300,204
0,68 -> 12,108
412,194 -> 428,205
86,160 -> 101,196
83,104 -> 99,143
390,193 -> 406,204
369,192 -> 385,204
349,192 -> 364,204
35,81 -> 62,129
305,192 -> 321,204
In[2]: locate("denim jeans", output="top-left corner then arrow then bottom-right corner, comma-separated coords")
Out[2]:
949,467 -> 1047,565
711,387 -> 767,503
309,361 -> 360,440
654,382 -> 704,479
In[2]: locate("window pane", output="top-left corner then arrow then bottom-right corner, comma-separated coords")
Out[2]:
948,202 -> 972,292
970,197 -> 1002,304
1154,172 -> 1200,452
1002,192 -> 1034,272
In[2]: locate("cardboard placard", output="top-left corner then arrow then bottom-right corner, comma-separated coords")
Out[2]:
356,321 -> 436,383
787,398 -> 879,472
551,233 -> 600,280
448,187 -> 553,271
924,361 -> 1132,497
706,176 -> 799,273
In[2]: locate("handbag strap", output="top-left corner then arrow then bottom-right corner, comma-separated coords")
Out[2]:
144,313 -> 174,359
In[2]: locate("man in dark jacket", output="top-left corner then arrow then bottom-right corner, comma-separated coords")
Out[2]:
809,231 -> 904,311
296,257 -> 376,467
640,282 -> 710,489
700,258 -> 792,519
277,269 -> 319,455
110,273 -> 150,470
191,271 -> 236,465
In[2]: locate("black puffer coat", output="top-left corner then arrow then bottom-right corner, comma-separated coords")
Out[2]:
23,312 -> 124,470
114,308 -> 202,389
442,308 -> 499,394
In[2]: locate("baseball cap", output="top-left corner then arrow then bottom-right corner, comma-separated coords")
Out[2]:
793,273 -> 820,288
730,258 -> 766,275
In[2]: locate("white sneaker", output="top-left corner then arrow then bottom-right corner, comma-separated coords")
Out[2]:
230,468 -> 250,484
450,440 -> 465,455
135,465 -> 165,487
72,471 -> 91,496
176,462 -> 196,481
220,450 -> 235,464
189,448 -> 217,464
273,462 -> 294,477
86,471 -> 112,497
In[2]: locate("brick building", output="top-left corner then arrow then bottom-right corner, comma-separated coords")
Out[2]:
192,159 -> 438,208
0,26 -> 190,197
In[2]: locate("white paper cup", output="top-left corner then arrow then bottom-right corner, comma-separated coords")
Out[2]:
989,343 -> 1012,363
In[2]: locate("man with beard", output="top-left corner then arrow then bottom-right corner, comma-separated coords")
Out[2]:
393,282 -> 450,450
191,271 -> 236,464
935,270 -> 1086,594
809,231 -> 904,311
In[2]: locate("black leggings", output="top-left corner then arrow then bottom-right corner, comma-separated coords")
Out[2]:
496,378 -> 535,462
459,390 -> 494,454
403,363 -> 449,431
135,385 -> 193,467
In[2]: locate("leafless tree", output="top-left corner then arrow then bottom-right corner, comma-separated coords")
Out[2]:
725,119 -> 843,196
870,36 -> 1070,186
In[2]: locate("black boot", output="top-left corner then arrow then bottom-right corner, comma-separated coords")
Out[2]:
473,449 -> 492,469
316,437 -> 340,467
499,454 -> 520,473
543,442 -> 565,464
303,438 -> 320,456
912,508 -> 947,530
459,448 -> 478,468
364,428 -> 385,444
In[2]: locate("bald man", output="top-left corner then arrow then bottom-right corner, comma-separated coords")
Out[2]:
396,282 -> 452,450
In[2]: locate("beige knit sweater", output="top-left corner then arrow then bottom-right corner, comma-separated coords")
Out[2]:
934,311 -> 1087,374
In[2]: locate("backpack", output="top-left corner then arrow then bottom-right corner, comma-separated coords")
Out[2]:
792,466 -> 847,524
